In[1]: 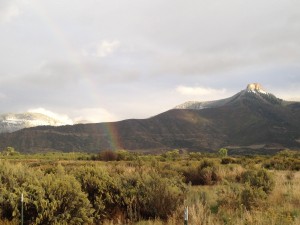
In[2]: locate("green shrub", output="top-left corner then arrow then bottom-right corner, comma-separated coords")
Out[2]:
199,159 -> 217,170
1,147 -> 20,156
182,166 -> 200,185
98,150 -> 118,161
240,184 -> 267,210
122,171 -> 186,220
188,152 -> 202,160
217,183 -> 242,210
218,182 -> 268,211
239,169 -> 274,194
218,148 -> 228,158
162,149 -> 180,161
198,167 -> 219,185
36,173 -> 93,225
263,150 -> 300,171
73,166 -> 124,222
182,159 -> 221,185
221,157 -> 236,164
198,160 -> 221,185
264,158 -> 300,171
116,150 -> 131,161
0,162 -> 93,225
218,169 -> 275,212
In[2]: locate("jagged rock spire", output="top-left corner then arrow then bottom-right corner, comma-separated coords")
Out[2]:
246,83 -> 267,94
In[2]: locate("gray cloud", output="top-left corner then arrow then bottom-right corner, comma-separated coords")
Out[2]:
25,61 -> 82,87
0,0 -> 22,23
0,0 -> 299,120
24,59 -> 140,89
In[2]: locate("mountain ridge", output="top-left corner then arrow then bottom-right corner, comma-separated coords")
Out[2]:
0,112 -> 72,133
175,83 -> 284,110
0,83 -> 299,154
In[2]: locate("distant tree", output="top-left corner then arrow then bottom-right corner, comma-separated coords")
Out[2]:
218,148 -> 228,158
1,147 -> 19,156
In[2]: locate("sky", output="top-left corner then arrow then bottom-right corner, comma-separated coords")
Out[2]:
0,0 -> 300,124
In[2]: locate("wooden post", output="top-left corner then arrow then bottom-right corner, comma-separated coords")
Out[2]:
184,206 -> 188,225
21,193 -> 24,225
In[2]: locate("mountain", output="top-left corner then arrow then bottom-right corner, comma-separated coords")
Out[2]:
0,112 -> 71,133
0,83 -> 299,154
175,83 -> 275,110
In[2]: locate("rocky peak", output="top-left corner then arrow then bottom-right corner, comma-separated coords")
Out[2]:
246,83 -> 267,94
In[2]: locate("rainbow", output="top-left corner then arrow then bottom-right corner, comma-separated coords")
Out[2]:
102,123 -> 123,150
31,2 -> 123,151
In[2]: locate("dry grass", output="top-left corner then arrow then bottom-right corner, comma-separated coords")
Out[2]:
3,159 -> 298,225
0,220 -> 18,225
127,170 -> 300,225
218,164 -> 245,182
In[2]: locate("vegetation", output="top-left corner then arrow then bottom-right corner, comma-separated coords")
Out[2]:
0,149 -> 299,224
0,147 -> 20,156
218,148 -> 228,158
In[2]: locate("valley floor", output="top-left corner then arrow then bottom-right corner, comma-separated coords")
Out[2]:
0,150 -> 299,224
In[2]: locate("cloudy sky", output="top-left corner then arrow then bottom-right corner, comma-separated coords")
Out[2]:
0,0 -> 300,123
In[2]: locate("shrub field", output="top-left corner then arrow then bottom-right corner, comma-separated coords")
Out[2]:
0,149 -> 299,224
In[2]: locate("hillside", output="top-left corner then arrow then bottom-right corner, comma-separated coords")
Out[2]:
0,83 -> 299,154
0,112 -> 72,133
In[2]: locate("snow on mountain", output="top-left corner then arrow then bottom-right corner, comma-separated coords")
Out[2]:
174,83 -> 276,110
0,112 -> 73,133
246,83 -> 268,94
174,101 -> 208,110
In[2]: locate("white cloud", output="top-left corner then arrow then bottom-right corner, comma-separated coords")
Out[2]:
73,108 -> 118,123
276,89 -> 300,102
0,93 -> 7,99
288,97 -> 300,101
0,0 -> 22,23
83,40 -> 121,58
26,107 -> 118,124
28,108 -> 74,125
97,40 -> 120,57
0,0 -> 299,120
176,86 -> 227,96
97,41 -> 120,57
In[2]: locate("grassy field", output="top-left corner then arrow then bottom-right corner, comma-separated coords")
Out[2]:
0,150 -> 299,224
